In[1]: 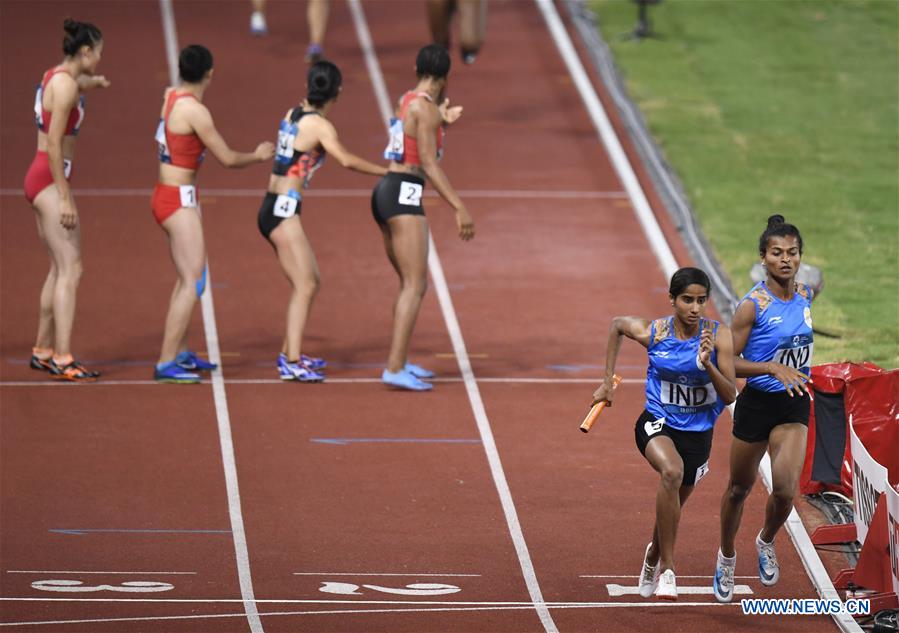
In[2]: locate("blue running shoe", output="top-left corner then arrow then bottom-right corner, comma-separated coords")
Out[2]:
176,350 -> 217,372
278,355 -> 324,383
382,368 -> 433,391
756,531 -> 779,586
250,11 -> 267,35
404,362 -> 435,379
155,361 -> 200,384
279,353 -> 326,372
713,549 -> 735,603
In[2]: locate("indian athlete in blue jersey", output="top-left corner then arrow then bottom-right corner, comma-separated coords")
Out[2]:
714,215 -> 813,603
592,268 -> 736,601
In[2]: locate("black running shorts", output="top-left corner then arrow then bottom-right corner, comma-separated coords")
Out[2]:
371,172 -> 426,226
732,385 -> 810,443
258,190 -> 302,239
634,410 -> 714,487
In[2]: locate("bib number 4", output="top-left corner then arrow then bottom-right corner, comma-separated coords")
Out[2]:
274,191 -> 301,218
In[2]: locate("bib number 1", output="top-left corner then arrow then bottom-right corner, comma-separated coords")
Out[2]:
179,185 -> 197,208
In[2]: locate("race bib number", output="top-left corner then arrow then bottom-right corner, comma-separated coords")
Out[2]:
63,159 -> 72,179
774,334 -> 813,372
660,379 -> 715,410
273,191 -> 300,218
398,181 -> 423,207
644,417 -> 665,437
276,122 -> 297,164
155,119 -> 171,162
383,117 -> 404,161
34,85 -> 44,127
694,461 -> 710,485
179,185 -> 197,208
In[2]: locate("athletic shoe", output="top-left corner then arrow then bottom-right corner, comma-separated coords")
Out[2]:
461,48 -> 478,65
655,569 -> 677,601
382,368 -> 433,391
305,43 -> 324,63
713,549 -> 736,603
49,358 -> 100,382
154,361 -> 200,384
30,355 -> 53,372
278,353 -> 326,372
756,531 -> 780,586
404,362 -> 435,379
250,11 -> 268,35
176,350 -> 218,372
278,355 -> 324,382
638,543 -> 660,598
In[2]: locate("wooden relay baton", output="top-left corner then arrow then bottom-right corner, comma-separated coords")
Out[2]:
580,374 -> 622,433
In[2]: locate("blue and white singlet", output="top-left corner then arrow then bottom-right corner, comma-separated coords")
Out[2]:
645,317 -> 725,432
740,281 -> 814,393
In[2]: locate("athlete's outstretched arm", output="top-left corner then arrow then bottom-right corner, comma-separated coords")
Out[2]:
190,105 -> 274,168
76,75 -> 111,90
592,316 -> 651,406
317,120 -> 386,176
731,299 -> 809,396
702,323 -> 736,404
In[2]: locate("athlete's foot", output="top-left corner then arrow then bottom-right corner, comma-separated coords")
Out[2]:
404,362 -> 435,379
305,43 -> 324,63
176,350 -> 218,372
49,357 -> 100,382
713,549 -> 736,603
301,353 -> 327,371
278,355 -> 324,383
655,569 -> 677,601
461,47 -> 478,64
638,543 -> 660,598
250,11 -> 268,35
30,353 -> 53,373
382,368 -> 433,391
756,531 -> 780,586
154,361 -> 200,384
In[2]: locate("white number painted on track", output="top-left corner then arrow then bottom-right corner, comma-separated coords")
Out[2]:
319,581 -> 460,596
31,580 -> 174,593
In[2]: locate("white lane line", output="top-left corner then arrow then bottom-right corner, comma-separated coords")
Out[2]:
158,3 -> 262,632
0,377 -> 646,387
292,572 -> 482,577
580,574 -> 756,579
0,601 -> 738,627
0,597 -> 738,606
6,571 -> 195,575
0,188 -> 627,199
536,4 -> 860,633
347,2 -> 557,630
605,583 -> 753,597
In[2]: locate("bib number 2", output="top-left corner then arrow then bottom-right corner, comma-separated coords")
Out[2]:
398,182 -> 423,207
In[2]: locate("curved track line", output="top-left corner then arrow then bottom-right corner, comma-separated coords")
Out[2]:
157,2 -> 263,632
347,1 -> 558,631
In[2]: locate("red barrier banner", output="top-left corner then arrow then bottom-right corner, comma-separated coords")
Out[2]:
888,483 -> 899,598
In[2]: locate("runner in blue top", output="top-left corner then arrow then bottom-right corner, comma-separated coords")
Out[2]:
714,215 -> 814,603
591,267 -> 736,601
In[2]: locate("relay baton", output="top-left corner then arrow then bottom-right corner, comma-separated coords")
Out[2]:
580,374 -> 622,433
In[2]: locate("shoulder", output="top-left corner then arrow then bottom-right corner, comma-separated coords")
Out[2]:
48,72 -> 79,101
650,317 -> 671,346
795,282 -> 814,303
741,282 -> 771,315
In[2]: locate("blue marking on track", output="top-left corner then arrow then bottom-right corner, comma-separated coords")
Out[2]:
311,438 -> 482,446
50,528 -> 232,536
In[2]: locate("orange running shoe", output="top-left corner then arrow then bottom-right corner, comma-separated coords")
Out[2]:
30,355 -> 54,372
49,359 -> 100,382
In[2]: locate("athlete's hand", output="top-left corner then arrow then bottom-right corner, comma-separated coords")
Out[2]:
455,207 -> 475,241
59,197 -> 79,230
94,76 -> 111,89
439,98 -> 463,125
254,141 -> 275,162
766,361 -> 811,397
591,378 -> 616,407
698,328 -> 714,368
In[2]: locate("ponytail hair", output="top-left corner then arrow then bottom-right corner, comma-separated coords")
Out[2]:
307,61 -> 342,107
62,18 -> 102,56
758,214 -> 803,255
669,267 -> 711,298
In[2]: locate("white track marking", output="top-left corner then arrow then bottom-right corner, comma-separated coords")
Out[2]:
0,188 -> 625,199
0,377 -> 645,388
580,574 -> 756,579
347,2 -> 557,629
157,2 -> 262,632
536,3 -> 860,632
0,597 -> 738,607
6,571 -> 195,575
605,583 -> 753,597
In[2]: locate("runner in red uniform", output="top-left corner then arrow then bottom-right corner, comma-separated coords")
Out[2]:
24,19 -> 110,382
371,44 -> 475,391
152,45 -> 274,383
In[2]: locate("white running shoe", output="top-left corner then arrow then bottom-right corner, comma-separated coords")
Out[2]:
756,531 -> 780,586
713,549 -> 736,603
655,569 -> 677,601
250,11 -> 268,35
638,543 -> 660,598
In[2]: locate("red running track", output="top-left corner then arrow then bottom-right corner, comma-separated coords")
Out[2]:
0,1 -> 835,631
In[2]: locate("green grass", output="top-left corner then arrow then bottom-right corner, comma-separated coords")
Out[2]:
590,0 -> 898,367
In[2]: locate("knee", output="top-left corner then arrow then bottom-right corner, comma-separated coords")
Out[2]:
660,465 -> 684,490
771,481 -> 798,506
402,275 -> 427,297
294,273 -> 320,297
726,481 -> 753,504
57,259 -> 83,285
